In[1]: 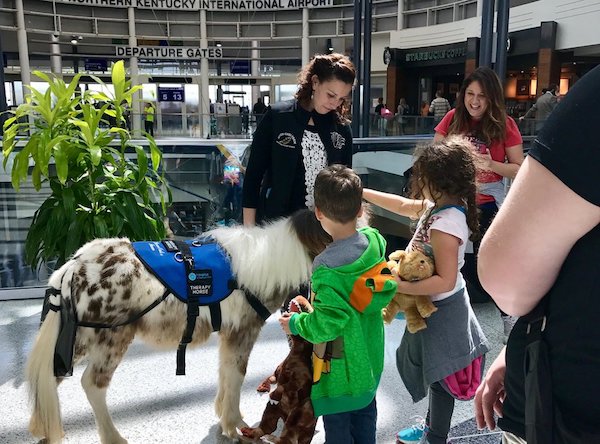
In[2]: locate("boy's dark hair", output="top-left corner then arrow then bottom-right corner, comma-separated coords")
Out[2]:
314,164 -> 363,224
409,136 -> 480,241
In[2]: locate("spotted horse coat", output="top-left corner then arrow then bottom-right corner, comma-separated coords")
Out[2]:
25,210 -> 331,444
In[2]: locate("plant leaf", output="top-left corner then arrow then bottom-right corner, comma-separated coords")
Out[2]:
53,144 -> 69,184
135,146 -> 148,184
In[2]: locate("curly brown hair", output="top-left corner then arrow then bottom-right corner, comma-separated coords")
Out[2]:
409,137 -> 480,241
295,53 -> 356,123
448,66 -> 507,145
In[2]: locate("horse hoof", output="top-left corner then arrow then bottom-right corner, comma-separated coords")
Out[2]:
222,419 -> 248,439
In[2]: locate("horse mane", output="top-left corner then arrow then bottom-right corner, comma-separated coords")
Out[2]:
208,210 -> 331,300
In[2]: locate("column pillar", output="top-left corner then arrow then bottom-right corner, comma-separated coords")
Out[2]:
397,0 -> 404,30
251,41 -> 260,105
495,0 -> 510,84
465,37 -> 480,77
0,30 -> 7,135
476,0 -> 484,17
200,9 -> 211,138
50,34 -> 62,77
360,0 -> 372,136
479,0 -> 495,68
302,8 -> 309,66
15,0 -> 32,128
385,50 -> 402,116
128,7 -> 142,136
536,21 -> 560,96
351,0 -> 362,137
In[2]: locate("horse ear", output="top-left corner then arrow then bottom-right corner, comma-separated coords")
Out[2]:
289,209 -> 332,259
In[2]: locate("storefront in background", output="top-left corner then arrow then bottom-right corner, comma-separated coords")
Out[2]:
384,21 -> 597,119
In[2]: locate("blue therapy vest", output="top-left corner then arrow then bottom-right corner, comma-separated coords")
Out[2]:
132,239 -> 236,304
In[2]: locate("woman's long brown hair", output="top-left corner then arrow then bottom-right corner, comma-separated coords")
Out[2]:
448,66 -> 507,145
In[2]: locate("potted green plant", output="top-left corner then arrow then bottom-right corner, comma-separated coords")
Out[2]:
2,60 -> 171,271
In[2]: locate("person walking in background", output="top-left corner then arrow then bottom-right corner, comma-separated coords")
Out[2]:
144,102 -> 155,137
419,100 -> 431,134
363,137 -> 489,444
433,66 -> 524,342
518,83 -> 558,133
396,97 -> 409,135
420,100 -> 430,117
374,96 -> 385,116
252,97 -> 267,129
475,65 -> 600,444
280,165 -> 397,444
429,91 -> 451,124
374,96 -> 388,135
252,97 -> 267,116
242,53 -> 356,391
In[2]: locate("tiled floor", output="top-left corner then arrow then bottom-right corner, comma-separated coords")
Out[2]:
0,297 -> 504,444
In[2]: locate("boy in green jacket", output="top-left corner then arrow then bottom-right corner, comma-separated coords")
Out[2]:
280,164 -> 397,444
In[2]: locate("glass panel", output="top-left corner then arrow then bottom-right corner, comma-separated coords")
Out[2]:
406,12 -> 427,28
5,83 -> 14,107
142,84 -> 157,102
0,141 -> 253,299
274,84 -> 297,102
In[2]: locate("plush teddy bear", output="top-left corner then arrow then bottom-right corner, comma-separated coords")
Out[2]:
382,250 -> 437,333
239,295 -> 316,444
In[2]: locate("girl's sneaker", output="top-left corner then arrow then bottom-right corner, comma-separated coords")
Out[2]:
396,416 -> 428,443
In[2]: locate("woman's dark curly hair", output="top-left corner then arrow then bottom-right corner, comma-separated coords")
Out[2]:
409,136 -> 481,241
295,53 -> 356,123
449,66 -> 507,145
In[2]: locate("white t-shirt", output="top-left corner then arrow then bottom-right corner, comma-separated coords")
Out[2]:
406,202 -> 469,301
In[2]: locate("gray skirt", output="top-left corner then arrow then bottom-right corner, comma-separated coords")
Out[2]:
396,287 -> 490,402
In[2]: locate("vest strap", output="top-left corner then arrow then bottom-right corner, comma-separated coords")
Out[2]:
175,240 -> 198,376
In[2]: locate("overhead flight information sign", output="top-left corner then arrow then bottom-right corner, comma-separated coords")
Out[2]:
158,87 -> 185,102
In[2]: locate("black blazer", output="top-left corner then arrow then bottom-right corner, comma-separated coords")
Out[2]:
242,99 -> 353,221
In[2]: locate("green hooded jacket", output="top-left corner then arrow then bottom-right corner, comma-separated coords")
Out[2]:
289,227 -> 397,416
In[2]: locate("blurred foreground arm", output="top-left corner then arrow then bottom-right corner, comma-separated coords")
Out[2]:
478,156 -> 600,316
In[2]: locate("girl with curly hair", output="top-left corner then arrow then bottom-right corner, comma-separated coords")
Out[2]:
363,137 -> 490,444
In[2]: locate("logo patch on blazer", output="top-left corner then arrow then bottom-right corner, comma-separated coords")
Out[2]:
331,132 -> 345,150
276,132 -> 297,148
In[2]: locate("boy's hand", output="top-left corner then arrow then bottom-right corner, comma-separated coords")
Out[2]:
279,312 -> 292,335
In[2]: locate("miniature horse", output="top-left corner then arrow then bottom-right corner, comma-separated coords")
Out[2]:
26,210 -> 330,444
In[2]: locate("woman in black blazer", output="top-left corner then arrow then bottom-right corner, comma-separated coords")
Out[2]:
242,53 -> 356,226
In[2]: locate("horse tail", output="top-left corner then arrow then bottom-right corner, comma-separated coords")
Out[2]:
26,260 -> 75,442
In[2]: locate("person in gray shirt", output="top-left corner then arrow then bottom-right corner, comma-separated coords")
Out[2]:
519,84 -> 558,132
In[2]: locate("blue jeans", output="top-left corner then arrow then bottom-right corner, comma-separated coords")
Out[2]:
322,397 -> 377,444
